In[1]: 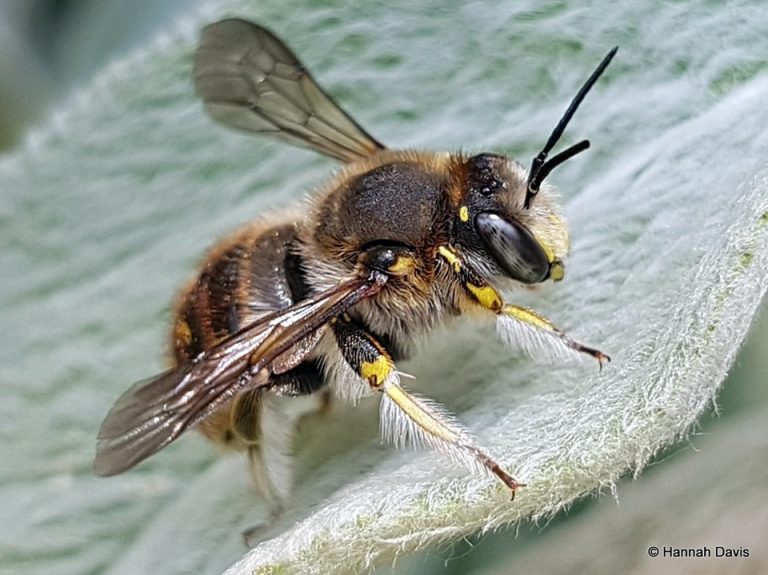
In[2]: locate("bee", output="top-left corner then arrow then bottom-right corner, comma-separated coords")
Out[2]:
93,18 -> 614,510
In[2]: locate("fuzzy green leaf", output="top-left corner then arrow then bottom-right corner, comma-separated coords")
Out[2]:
2,1 -> 767,574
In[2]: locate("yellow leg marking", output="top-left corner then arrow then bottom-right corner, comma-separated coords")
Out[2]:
437,245 -> 462,273
459,205 -> 470,222
502,304 -> 556,331
502,304 -> 610,366
361,355 -> 393,387
388,254 -> 416,276
439,245 -> 505,313
382,383 -> 459,443
467,283 -> 503,313
382,379 -> 524,497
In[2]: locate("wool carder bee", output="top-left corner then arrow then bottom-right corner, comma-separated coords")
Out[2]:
94,18 -> 614,510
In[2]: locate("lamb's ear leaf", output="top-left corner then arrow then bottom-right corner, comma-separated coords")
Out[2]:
230,78 -> 768,573
2,2 -> 768,575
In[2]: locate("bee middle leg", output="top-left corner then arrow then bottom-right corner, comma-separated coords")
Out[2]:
437,245 -> 609,366
331,314 -> 523,496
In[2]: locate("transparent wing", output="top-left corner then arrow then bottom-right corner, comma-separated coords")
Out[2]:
193,18 -> 386,163
93,274 -> 386,476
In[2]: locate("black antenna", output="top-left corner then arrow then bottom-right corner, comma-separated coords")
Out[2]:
524,46 -> 618,209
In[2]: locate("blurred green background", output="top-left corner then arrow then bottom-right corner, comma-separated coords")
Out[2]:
0,0 -> 204,149
1,1 -> 766,574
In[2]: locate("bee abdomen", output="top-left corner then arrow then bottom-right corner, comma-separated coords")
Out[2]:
172,242 -> 247,362
170,216 -> 323,448
172,220 -> 304,363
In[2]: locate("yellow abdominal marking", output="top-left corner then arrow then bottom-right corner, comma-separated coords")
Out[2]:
502,304 -> 555,331
383,383 -> 459,442
437,245 -> 462,273
467,283 -> 503,313
361,356 -> 393,387
175,319 -> 192,348
459,206 -> 469,222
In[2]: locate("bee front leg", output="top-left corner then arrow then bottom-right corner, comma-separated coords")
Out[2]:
437,245 -> 609,367
498,304 -> 610,367
331,315 -> 523,497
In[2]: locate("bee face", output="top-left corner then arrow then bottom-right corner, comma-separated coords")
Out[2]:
455,153 -> 570,284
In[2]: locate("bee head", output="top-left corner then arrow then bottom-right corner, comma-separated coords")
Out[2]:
454,47 -> 617,285
455,152 -> 569,284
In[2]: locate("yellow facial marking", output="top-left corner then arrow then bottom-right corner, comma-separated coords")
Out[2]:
538,239 -> 556,263
459,206 -> 469,222
360,356 -> 392,387
550,260 -> 565,282
388,255 -> 416,276
548,213 -> 567,232
529,213 -> 570,266
502,304 -> 554,331
467,283 -> 503,313
437,246 -> 462,273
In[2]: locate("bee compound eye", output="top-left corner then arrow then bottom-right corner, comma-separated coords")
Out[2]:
475,212 -> 550,284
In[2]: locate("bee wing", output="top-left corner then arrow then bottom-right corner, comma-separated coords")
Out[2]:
193,18 -> 386,163
93,274 -> 385,476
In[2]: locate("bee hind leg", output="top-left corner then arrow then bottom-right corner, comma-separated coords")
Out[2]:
237,363 -> 328,546
331,315 -> 523,498
272,360 -> 334,420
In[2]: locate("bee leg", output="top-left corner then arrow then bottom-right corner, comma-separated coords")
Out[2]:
318,388 -> 333,414
274,360 -> 335,424
240,427 -> 291,546
331,315 -> 523,498
499,304 -> 610,367
437,246 -> 504,312
229,388 -> 290,511
240,363 -> 333,546
437,245 -> 609,367
233,371 -> 318,530
247,444 -> 285,514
